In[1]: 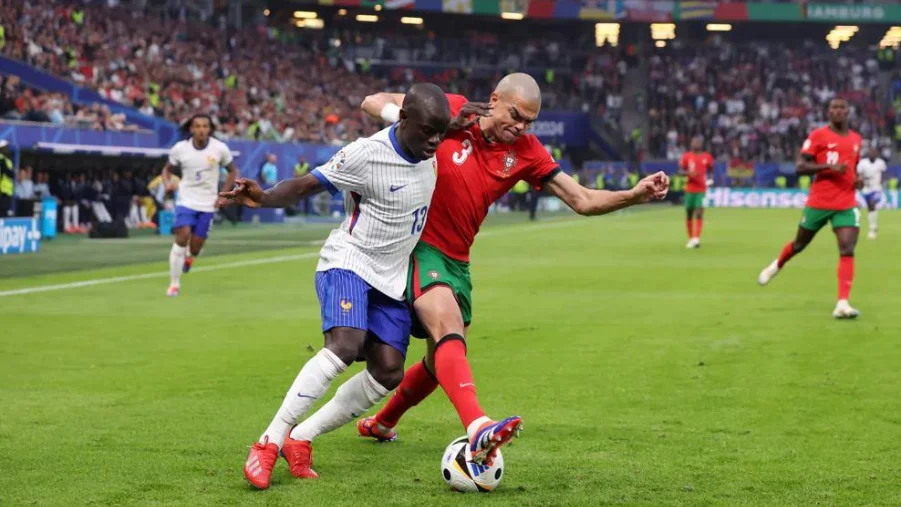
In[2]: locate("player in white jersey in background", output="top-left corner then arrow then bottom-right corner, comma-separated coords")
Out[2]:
217,84 -> 452,490
160,114 -> 238,296
857,148 -> 886,240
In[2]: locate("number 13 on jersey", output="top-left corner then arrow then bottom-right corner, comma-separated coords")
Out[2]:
411,206 -> 428,235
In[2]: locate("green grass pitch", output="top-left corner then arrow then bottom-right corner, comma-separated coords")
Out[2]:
2,208 -> 900,506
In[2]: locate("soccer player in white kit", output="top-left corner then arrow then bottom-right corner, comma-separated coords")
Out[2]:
160,115 -> 238,296
857,148 -> 886,240
217,84 -> 452,490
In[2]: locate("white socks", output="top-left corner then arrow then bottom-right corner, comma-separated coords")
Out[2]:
291,370 -> 390,442
169,244 -> 186,287
869,210 -> 878,234
260,348 -> 348,449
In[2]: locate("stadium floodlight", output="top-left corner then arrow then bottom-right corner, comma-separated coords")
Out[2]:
263,9 -> 270,16
655,40 -> 666,48
356,14 -> 379,22
338,9 -> 347,15
706,24 -> 731,32
296,18 -> 325,29
293,11 -> 318,19
501,12 -> 524,20
595,23 -> 619,47
401,17 -> 423,25
375,4 -> 383,11
651,23 -> 676,40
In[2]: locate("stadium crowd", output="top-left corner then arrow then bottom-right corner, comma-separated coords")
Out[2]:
648,40 -> 895,162
0,0 -> 623,144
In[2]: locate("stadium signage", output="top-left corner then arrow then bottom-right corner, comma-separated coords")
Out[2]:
705,188 -> 900,209
805,4 -> 900,22
0,217 -> 41,255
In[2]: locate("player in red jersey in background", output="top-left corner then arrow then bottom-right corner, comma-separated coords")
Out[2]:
679,136 -> 714,249
758,98 -> 862,319
280,73 -> 665,470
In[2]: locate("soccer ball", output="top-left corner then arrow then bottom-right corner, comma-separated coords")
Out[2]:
440,436 -> 504,492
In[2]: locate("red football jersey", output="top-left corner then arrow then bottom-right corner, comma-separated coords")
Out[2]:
420,94 -> 560,262
680,151 -> 714,193
800,125 -> 861,210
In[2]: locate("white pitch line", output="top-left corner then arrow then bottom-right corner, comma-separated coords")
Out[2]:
0,216 -> 600,298
0,252 -> 320,298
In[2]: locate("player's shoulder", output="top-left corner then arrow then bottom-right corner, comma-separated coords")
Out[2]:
170,139 -> 189,151
208,136 -> 230,150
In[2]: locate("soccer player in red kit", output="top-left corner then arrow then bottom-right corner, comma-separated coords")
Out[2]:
274,75 -> 668,478
758,98 -> 862,319
679,136 -> 714,249
340,74 -> 666,465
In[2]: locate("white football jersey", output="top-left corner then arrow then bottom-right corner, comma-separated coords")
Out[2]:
314,125 -> 437,301
168,137 -> 234,212
857,157 -> 886,193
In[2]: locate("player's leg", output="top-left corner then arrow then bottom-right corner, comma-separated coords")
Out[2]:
684,197 -> 697,248
759,208 -> 822,285
694,206 -> 705,246
244,270 -> 369,489
866,193 -> 879,239
183,212 -> 213,273
832,209 -> 861,318
285,336 -> 405,479
167,207 -> 193,296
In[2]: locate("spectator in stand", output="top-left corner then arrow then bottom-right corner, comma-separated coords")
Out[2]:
259,153 -> 278,187
14,166 -> 34,216
33,171 -> 51,198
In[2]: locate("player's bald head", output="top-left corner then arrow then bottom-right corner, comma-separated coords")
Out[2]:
402,83 -> 451,122
494,73 -> 542,111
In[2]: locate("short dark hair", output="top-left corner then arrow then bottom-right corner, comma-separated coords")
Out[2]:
181,114 -> 215,137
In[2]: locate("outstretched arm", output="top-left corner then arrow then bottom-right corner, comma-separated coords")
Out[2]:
545,171 -> 669,216
218,174 -> 326,208
361,93 -> 405,121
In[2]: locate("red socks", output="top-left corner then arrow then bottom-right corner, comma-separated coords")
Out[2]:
838,255 -> 854,300
375,360 -> 438,428
777,241 -> 796,268
434,335 -> 485,429
686,219 -> 694,239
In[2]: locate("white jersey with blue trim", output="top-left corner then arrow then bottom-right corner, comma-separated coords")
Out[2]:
312,125 -> 438,301
168,137 -> 234,212
857,157 -> 886,193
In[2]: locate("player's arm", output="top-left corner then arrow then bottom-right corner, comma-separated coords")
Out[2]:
796,153 -> 844,175
545,171 -> 669,216
362,92 -> 489,131
222,160 -> 238,195
217,174 -> 326,208
361,93 -> 406,121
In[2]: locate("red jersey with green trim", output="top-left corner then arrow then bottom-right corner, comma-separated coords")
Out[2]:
420,94 -> 560,262
680,151 -> 713,193
800,125 -> 861,210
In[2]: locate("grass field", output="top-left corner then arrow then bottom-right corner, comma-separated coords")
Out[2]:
2,207 -> 900,507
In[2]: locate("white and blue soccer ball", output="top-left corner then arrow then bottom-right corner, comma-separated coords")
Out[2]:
440,436 -> 504,492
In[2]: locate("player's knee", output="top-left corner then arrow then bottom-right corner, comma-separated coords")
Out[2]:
838,245 -> 855,257
324,331 -> 366,365
368,364 -> 404,391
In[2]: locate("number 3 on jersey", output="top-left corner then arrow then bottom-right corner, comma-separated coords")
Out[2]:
411,206 -> 428,235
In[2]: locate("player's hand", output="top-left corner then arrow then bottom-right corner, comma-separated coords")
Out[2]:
828,163 -> 847,173
448,102 -> 492,132
630,171 -> 669,203
217,177 -> 263,208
